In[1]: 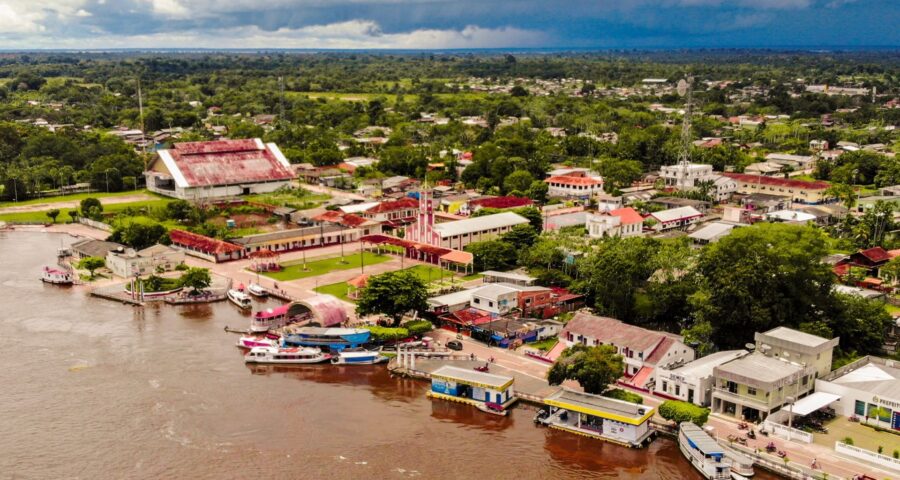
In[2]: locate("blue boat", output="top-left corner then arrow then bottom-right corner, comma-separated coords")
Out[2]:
331,349 -> 387,365
282,327 -> 371,352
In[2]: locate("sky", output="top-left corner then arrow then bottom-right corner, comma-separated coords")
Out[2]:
0,0 -> 898,50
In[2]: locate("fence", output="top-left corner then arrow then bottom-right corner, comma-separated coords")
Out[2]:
835,441 -> 900,473
79,217 -> 112,231
727,442 -> 843,480
764,418 -> 814,443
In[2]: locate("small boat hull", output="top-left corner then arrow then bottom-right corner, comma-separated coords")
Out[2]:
331,351 -> 387,365
244,346 -> 331,364
476,403 -> 509,416
227,289 -> 252,310
236,335 -> 278,349
247,283 -> 268,297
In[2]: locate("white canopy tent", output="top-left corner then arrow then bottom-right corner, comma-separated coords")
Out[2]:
789,392 -> 841,416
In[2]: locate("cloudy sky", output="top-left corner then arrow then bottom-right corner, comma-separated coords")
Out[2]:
0,0 -> 897,50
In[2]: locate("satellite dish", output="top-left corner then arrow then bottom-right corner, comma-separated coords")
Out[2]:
677,79 -> 689,96
745,343 -> 756,351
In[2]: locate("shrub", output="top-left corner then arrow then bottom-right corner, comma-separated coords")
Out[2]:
893,449 -> 898,459
602,388 -> 643,404
659,400 -> 710,426
402,319 -> 433,337
877,445 -> 883,454
366,325 -> 409,343
842,436 -> 854,446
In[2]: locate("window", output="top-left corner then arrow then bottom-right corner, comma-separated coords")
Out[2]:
854,400 -> 866,416
662,381 -> 668,392
675,385 -> 681,396
747,387 -> 757,396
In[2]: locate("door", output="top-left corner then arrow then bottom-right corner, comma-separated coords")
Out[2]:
688,389 -> 694,404
496,393 -> 502,404
485,392 -> 491,402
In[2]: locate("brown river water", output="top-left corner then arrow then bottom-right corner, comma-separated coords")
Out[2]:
0,232 -> 779,479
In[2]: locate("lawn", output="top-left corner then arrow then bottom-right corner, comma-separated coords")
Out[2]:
404,264 -> 456,283
0,198 -> 172,224
313,281 -> 354,303
262,251 -> 392,281
244,190 -> 331,210
527,337 -> 559,352
885,303 -> 900,316
0,189 -> 154,208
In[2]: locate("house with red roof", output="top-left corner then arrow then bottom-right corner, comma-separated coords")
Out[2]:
145,138 -> 295,200
356,197 -> 420,227
544,172 -> 604,198
560,312 -> 695,390
586,207 -> 645,238
723,173 -> 831,204
169,229 -> 244,263
311,210 -> 382,236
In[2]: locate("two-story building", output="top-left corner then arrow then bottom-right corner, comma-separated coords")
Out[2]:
544,173 -> 604,199
470,283 -> 519,315
711,327 -> 838,421
655,350 -> 749,407
586,207 -> 645,238
105,244 -> 186,278
560,312 -> 695,390
723,173 -> 831,204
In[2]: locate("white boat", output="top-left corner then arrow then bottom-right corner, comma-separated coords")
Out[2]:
679,422 -> 733,480
227,288 -> 252,310
330,349 -> 387,365
244,346 -> 331,364
247,283 -> 268,297
41,266 -> 74,285
236,335 -> 279,349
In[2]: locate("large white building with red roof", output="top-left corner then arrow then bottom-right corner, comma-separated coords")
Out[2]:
544,172 -> 604,198
145,138 -> 295,200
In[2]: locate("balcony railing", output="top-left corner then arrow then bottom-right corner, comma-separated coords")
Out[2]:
712,387 -> 773,411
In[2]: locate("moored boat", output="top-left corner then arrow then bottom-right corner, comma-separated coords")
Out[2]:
247,283 -> 268,297
41,266 -> 74,285
236,335 -> 279,349
679,422 -> 733,480
282,327 -> 371,352
330,349 -> 387,365
244,346 -> 331,364
250,304 -> 310,332
227,288 -> 252,310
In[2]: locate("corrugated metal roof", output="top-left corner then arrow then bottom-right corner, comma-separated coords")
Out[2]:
158,138 -> 294,188
432,212 -> 528,238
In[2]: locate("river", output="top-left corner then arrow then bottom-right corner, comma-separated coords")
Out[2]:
0,231 -> 778,479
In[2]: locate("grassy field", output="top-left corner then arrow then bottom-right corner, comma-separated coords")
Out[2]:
0,198 -> 172,223
527,337 -> 559,352
403,264 -> 456,283
0,189 -> 154,208
262,251 -> 392,281
244,191 -> 331,210
314,281 -> 355,303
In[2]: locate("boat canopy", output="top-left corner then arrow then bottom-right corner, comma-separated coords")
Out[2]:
255,304 -> 290,319
680,422 -> 723,457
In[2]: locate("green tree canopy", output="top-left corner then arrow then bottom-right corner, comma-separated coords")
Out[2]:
78,256 -> 105,279
547,344 -> 624,395
108,216 -> 170,250
179,267 -> 211,292
465,239 -> 518,272
658,400 -> 710,426
356,270 -> 428,326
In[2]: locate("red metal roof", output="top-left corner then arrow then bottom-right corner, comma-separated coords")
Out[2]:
561,312 -> 667,353
544,175 -> 603,186
366,198 -> 419,214
723,173 -> 830,190
313,210 -> 370,228
609,207 -> 644,225
164,139 -> 294,187
856,247 -> 891,263
469,196 -> 534,209
169,229 -> 242,254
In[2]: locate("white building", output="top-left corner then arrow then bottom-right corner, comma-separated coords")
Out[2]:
815,356 -> 900,429
586,207 -> 644,238
655,350 -> 749,406
471,283 -> 519,315
105,244 -> 186,278
649,206 -> 703,231
660,163 -> 735,202
145,138 -> 295,200
432,212 -> 529,250
544,174 -> 604,198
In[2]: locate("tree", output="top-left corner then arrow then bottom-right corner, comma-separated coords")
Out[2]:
46,209 -> 60,223
868,406 -> 890,427
179,267 -> 211,292
108,217 -> 169,250
690,223 -> 833,348
547,344 -> 624,395
78,256 -> 105,279
500,224 -> 537,250
510,85 -> 528,97
826,293 -> 892,356
465,240 -> 518,271
825,183 -> 857,211
356,270 -> 428,326
80,197 -> 103,219
572,237 -> 660,320
68,209 -> 79,223
597,158 -> 643,192
526,180 -> 549,204
504,170 -> 534,194
165,199 -> 195,221
658,400 -> 710,426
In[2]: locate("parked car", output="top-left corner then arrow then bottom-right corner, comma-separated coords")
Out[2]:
447,340 -> 463,351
